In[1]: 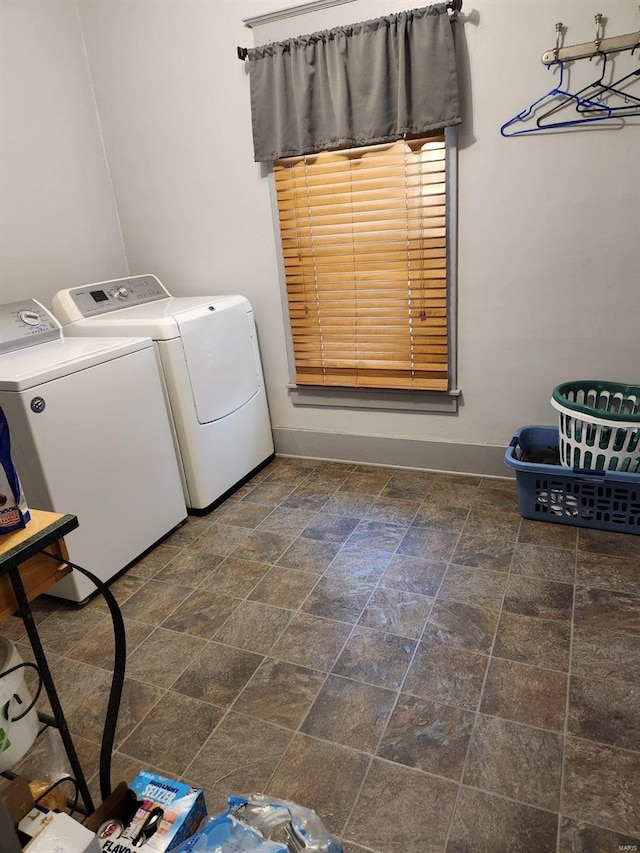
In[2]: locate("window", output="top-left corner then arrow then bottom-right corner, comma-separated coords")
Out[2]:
273,132 -> 452,394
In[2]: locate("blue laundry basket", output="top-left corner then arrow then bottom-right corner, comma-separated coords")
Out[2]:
504,425 -> 640,534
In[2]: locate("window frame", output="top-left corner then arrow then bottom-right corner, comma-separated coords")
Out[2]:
269,126 -> 460,413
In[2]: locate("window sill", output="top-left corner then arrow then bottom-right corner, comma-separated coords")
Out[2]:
287,384 -> 461,413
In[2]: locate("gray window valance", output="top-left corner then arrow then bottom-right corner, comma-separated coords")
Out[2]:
245,4 -> 461,162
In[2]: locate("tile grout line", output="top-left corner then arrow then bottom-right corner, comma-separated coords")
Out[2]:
63,606 -> 161,664
555,731 -> 640,758
109,686 -> 170,759
441,513 -> 525,853
339,754 -> 375,844
336,476 -> 448,752
556,529 -> 579,853
377,529 -> 460,732
448,779 -> 572,817
467,708 -> 568,741
180,702 -> 244,786
387,479 -> 521,844
346,557 -> 455,844
372,521 -> 464,851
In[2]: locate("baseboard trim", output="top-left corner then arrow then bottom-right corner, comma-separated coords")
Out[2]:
272,428 -> 512,479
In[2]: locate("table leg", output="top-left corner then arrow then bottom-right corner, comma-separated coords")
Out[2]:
38,553 -> 127,806
7,567 -> 95,815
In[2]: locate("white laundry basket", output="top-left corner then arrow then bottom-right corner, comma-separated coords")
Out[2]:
551,381 -> 640,473
0,636 -> 39,771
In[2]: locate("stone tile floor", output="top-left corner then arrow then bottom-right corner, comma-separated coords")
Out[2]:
4,456 -> 640,852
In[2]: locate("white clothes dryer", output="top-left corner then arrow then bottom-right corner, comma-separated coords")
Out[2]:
0,300 -> 187,602
53,276 -> 274,513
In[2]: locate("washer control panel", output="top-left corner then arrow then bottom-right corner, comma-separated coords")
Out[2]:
0,300 -> 61,355
59,275 -> 169,319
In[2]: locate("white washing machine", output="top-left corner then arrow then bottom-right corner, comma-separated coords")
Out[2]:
53,276 -> 274,513
0,300 -> 187,602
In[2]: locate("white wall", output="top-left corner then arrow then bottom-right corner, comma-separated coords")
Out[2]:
455,0 -> 640,445
0,0 -> 128,305
1,0 -> 638,466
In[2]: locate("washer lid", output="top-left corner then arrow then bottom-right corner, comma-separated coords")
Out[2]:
59,295 -> 242,341
177,299 -> 260,423
0,336 -> 153,391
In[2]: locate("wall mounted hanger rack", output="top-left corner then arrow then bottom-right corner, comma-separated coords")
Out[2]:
541,13 -> 639,64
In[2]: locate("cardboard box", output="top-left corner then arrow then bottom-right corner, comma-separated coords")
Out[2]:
2,776 -> 34,827
84,782 -> 139,837
85,773 -> 206,853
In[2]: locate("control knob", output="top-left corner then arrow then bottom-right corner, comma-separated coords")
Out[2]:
18,310 -> 41,326
113,286 -> 130,299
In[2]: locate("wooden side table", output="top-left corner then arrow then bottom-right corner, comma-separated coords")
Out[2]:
0,511 -> 114,814
0,510 -> 74,621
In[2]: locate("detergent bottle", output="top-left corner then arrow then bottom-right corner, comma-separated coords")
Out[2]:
0,405 -> 30,533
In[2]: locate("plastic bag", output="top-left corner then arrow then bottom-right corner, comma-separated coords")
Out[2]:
174,793 -> 342,853
14,728 -> 74,811
174,811 -> 286,852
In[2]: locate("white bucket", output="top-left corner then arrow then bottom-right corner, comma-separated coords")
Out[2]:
0,636 -> 39,772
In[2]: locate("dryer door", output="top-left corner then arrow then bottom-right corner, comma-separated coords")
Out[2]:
176,300 -> 260,424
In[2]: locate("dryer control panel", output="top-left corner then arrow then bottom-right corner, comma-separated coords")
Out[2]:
53,275 -> 169,322
0,300 -> 61,355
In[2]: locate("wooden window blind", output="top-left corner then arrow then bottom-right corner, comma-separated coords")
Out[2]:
274,133 -> 449,392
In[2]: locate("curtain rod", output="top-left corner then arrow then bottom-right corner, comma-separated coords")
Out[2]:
237,0 -> 462,59
243,0 -> 356,29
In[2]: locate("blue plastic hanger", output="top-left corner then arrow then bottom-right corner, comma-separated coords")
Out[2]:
500,59 -> 613,136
